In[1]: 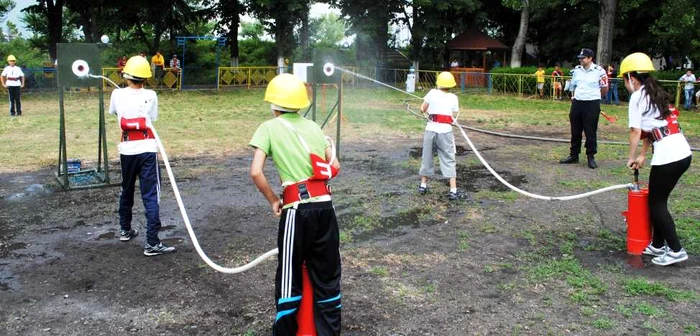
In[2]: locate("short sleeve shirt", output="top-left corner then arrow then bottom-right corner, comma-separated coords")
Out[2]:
108,88 -> 159,155
423,89 -> 459,134
628,87 -> 691,166
571,63 -> 607,101
249,113 -> 329,184
535,69 -> 545,83
1,65 -> 24,86
679,74 -> 696,90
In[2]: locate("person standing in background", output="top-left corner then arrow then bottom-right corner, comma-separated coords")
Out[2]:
678,70 -> 695,110
1,55 -> 25,116
559,48 -> 608,169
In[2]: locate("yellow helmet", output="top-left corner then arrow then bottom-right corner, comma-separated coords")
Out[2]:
619,52 -> 655,78
264,73 -> 310,110
122,56 -> 152,79
436,71 -> 456,88
7,55 -> 16,62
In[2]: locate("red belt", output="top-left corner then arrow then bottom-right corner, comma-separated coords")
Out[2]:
282,180 -> 331,206
428,114 -> 454,124
121,129 -> 155,141
7,77 -> 19,81
650,125 -> 681,142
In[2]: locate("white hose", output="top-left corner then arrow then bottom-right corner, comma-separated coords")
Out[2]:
403,103 -> 633,200
151,126 -> 278,273
452,120 -> 632,200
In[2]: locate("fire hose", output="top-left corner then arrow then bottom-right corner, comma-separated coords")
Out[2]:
93,74 -> 278,273
403,102 -> 633,200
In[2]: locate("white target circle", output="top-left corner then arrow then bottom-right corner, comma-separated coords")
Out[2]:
100,35 -> 109,44
323,62 -> 335,77
72,60 -> 90,77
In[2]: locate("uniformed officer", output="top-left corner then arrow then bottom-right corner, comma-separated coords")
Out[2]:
559,48 -> 608,169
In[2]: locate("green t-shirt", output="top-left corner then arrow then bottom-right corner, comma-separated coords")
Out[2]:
249,113 -> 329,184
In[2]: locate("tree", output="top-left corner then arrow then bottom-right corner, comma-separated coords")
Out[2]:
205,0 -> 246,66
503,0 -> 529,67
23,0 -> 65,61
596,0 -> 617,66
309,13 -> 345,46
248,0 -> 310,72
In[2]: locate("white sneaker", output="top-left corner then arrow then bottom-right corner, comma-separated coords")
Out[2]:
642,244 -> 667,257
652,249 -> 688,266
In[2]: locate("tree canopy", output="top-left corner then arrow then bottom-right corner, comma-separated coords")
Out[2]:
3,0 -> 700,70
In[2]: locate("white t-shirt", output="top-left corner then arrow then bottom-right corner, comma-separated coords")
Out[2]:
679,74 -> 696,90
108,87 -> 159,155
423,89 -> 459,133
1,65 -> 24,87
628,87 -> 692,166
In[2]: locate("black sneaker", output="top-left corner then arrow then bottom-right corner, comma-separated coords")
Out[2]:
448,191 -> 460,201
559,155 -> 579,164
119,228 -> 138,242
144,242 -> 176,256
418,185 -> 429,195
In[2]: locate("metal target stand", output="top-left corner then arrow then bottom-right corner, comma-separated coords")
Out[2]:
301,63 -> 343,155
176,36 -> 227,90
55,43 -> 113,189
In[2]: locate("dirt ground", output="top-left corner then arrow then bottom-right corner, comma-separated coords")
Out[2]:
1,131 -> 698,335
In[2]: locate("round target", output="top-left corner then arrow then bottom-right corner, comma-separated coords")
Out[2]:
72,60 -> 90,77
323,62 -> 335,77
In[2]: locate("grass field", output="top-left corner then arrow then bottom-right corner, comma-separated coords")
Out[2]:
2,87 -> 698,172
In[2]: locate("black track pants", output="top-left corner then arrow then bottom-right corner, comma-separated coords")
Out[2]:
273,201 -> 341,336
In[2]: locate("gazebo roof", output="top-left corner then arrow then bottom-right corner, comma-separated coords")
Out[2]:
446,28 -> 508,51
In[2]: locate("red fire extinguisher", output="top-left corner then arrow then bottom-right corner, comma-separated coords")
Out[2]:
622,169 -> 652,255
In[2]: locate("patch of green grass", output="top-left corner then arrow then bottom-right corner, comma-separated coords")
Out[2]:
684,323 -> 698,334
635,301 -> 667,317
621,278 -> 699,301
616,304 -> 633,318
457,230 -> 470,252
591,318 -> 615,329
474,190 -> 519,203
642,320 -> 662,334
580,306 -> 596,317
370,266 -> 388,277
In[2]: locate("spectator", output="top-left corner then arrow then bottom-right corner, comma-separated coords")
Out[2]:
678,70 -> 695,110
169,54 -> 180,74
493,58 -> 502,69
109,56 -> 175,256
620,52 -> 691,266
151,51 -> 165,85
450,59 -> 459,68
1,55 -> 25,116
559,48 -> 608,169
551,63 -> 564,100
605,64 -> 619,105
534,64 -> 545,98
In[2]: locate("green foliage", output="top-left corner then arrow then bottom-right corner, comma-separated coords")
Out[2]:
0,37 -> 50,67
239,39 -> 276,66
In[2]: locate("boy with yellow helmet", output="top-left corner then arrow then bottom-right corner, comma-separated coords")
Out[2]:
108,56 -> 175,256
249,73 -> 341,335
1,54 -> 25,116
620,52 -> 692,266
418,71 -> 462,200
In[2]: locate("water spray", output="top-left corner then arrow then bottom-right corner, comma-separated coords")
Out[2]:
331,64 -> 633,200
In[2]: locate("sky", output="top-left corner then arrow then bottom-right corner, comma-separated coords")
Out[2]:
5,0 -> 32,36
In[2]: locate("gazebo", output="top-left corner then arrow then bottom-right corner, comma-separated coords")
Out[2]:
446,28 -> 509,73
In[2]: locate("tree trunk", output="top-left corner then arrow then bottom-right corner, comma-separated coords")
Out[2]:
299,4 -> 311,62
47,0 -> 65,61
229,15 -> 240,66
596,0 -> 617,66
510,0 -> 528,67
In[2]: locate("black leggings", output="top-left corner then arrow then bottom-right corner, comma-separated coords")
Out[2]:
649,155 -> 692,252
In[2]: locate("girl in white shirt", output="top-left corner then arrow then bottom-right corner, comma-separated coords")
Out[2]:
621,52 -> 692,266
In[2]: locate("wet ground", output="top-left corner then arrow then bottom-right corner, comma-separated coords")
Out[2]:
1,132 -> 698,335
